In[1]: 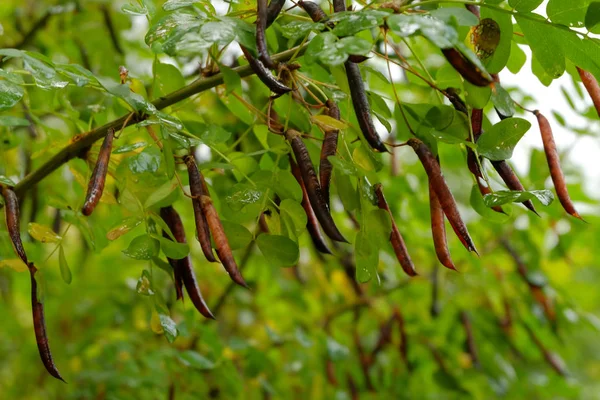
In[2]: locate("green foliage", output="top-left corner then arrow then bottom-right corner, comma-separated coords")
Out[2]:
1,0 -> 600,399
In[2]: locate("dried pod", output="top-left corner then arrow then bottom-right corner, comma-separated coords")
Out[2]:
82,128 -> 114,216
290,156 -> 332,254
2,185 -> 28,264
285,129 -> 348,243
319,99 -> 340,207
345,61 -> 388,152
298,0 -> 327,22
577,67 -> 600,118
408,138 -> 478,254
429,182 -> 456,271
441,48 -> 492,87
374,183 -> 417,276
240,45 -> 292,95
266,0 -> 286,27
534,110 -> 582,219
29,264 -> 66,382
256,0 -> 276,69
201,195 -> 249,288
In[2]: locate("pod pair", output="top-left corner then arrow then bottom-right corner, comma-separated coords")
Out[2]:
184,155 -> 248,288
160,206 -> 214,319
2,185 -> 65,382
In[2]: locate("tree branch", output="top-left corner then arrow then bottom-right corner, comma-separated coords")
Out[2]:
13,44 -> 307,198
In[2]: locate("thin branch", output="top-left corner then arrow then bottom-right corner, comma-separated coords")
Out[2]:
13,44 -> 307,198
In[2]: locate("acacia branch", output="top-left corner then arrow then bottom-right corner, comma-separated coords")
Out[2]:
13,45 -> 307,198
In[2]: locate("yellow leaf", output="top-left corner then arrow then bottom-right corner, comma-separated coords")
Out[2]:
28,223 -> 62,244
312,115 -> 348,131
100,189 -> 117,205
151,310 -> 163,334
0,259 -> 28,272
69,166 -> 87,189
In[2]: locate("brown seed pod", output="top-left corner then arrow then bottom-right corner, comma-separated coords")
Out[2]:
407,138 -> 478,254
298,0 -> 327,22
534,110 -> 582,220
240,46 -> 292,95
577,67 -> 600,118
256,0 -> 275,70
29,263 -> 66,382
374,183 -> 417,277
491,160 -> 539,215
319,99 -> 340,208
441,48 -> 492,87
332,0 -> 346,12
290,155 -> 332,254
429,182 -> 456,271
345,61 -> 388,152
200,195 -> 249,288
266,0 -> 286,27
160,207 -> 215,319
2,185 -> 28,264
285,129 -> 348,243
82,128 -> 114,216
184,155 -> 217,262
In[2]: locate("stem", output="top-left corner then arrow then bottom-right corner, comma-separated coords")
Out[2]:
13,44 -> 308,198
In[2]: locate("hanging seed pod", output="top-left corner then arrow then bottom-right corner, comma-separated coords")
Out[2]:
82,128 -> 114,216
577,67 -> 600,118
200,195 -> 249,288
256,0 -> 276,70
374,183 -> 417,276
240,46 -> 292,95
534,110 -> 582,220
298,0 -> 327,22
266,0 -> 286,27
408,138 -> 478,254
345,61 -> 388,152
2,185 -> 28,264
29,264 -> 66,382
319,99 -> 340,208
160,206 -> 215,319
290,156 -> 332,254
441,48 -> 492,87
429,182 -> 456,271
184,155 -> 217,262
285,129 -> 348,243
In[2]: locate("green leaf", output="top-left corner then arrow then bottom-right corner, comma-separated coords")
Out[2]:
158,313 -> 178,343
516,14 -> 565,79
137,270 -> 154,296
491,84 -> 516,118
226,183 -> 265,211
585,2 -> 600,32
156,235 -> 189,260
387,14 -> 459,49
480,9 -> 513,74
0,116 -> 29,127
483,190 -> 554,207
153,62 -> 185,97
280,199 -> 307,238
220,64 -> 241,94
114,142 -> 147,154
477,117 -> 532,160
326,337 -> 350,361
128,147 -> 162,174
163,0 -> 198,11
123,235 -> 160,260
58,245 -> 72,285
221,221 -> 253,250
331,9 -> 388,37
280,21 -> 325,40
509,0 -> 544,12
430,7 -> 479,26
464,81 -> 491,109
0,80 -> 24,110
469,184 -> 511,222
354,230 -> 377,283
256,234 -> 299,267
145,10 -> 206,55
547,0 -> 588,28
178,350 -> 215,370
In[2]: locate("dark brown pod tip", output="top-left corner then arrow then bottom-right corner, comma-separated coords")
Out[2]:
374,183 -> 417,277
534,110 -> 583,220
266,0 -> 286,28
298,0 -> 327,22
407,138 -> 478,255
29,264 -> 66,382
256,0 -> 276,70
285,129 -> 348,243
441,48 -> 492,87
345,61 -> 388,153
201,195 -> 249,289
2,185 -> 28,264
240,45 -> 292,95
